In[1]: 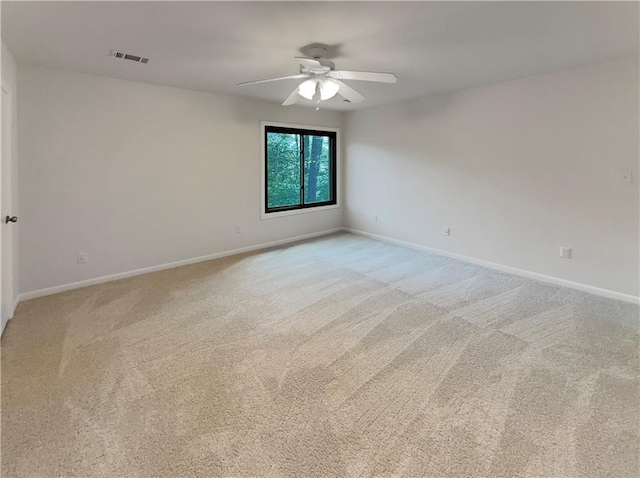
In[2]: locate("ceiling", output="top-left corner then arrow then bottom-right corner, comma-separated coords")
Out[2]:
2,1 -> 638,111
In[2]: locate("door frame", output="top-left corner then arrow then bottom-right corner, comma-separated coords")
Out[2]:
1,79 -> 16,334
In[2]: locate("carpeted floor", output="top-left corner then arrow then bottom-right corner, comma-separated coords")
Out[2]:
2,232 -> 638,477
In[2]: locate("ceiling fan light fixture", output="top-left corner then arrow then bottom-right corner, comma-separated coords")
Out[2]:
298,78 -> 317,100
319,78 -> 340,100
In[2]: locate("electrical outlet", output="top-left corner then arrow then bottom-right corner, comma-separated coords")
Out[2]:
77,253 -> 88,264
618,170 -> 633,184
443,227 -> 450,236
560,247 -> 571,259
235,226 -> 242,234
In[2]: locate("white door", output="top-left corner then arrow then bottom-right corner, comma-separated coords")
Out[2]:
1,83 -> 16,332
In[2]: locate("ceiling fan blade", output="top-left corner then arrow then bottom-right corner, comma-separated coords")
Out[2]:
333,80 -> 365,103
295,57 -> 324,70
237,74 -> 308,87
327,70 -> 397,83
282,88 -> 299,106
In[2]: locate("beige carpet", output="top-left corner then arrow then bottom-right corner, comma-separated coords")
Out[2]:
2,232 -> 638,477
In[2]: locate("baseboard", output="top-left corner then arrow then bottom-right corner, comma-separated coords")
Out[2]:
12,295 -> 19,315
343,227 -> 640,305
18,226 -> 640,306
19,228 -> 343,302
1,295 -> 21,336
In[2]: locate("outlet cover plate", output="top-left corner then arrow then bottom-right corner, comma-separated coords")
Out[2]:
560,247 -> 571,259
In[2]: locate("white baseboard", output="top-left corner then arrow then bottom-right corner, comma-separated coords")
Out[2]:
16,226 -> 640,306
12,295 -> 19,315
19,228 -> 343,302
0,295 -> 20,337
343,227 -> 640,305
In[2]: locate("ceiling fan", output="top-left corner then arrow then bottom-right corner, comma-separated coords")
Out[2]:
237,49 -> 397,107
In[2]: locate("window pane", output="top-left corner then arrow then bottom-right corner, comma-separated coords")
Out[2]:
303,135 -> 331,204
266,132 -> 301,209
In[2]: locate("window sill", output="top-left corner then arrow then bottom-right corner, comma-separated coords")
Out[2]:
260,204 -> 340,220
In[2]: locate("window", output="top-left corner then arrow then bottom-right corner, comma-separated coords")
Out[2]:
262,124 -> 338,217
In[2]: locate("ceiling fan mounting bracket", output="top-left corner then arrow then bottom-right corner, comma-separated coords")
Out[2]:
301,43 -> 335,59
306,46 -> 327,59
300,44 -> 335,69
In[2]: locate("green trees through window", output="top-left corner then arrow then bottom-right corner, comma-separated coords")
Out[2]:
265,126 -> 336,213
266,132 -> 301,208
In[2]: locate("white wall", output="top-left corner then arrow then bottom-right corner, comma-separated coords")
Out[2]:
16,58 -> 640,299
18,65 -> 342,294
1,41 -> 19,330
345,57 -> 639,297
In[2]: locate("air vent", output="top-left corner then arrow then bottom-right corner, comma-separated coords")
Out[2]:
110,50 -> 149,64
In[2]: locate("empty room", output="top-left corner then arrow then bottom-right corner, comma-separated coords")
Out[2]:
1,1 -> 638,476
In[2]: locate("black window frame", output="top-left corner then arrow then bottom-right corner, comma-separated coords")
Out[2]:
264,125 -> 337,215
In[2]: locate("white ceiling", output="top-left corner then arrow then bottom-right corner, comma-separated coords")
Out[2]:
2,1 -> 638,111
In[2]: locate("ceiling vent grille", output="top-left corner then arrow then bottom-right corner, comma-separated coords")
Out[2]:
110,50 -> 149,64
